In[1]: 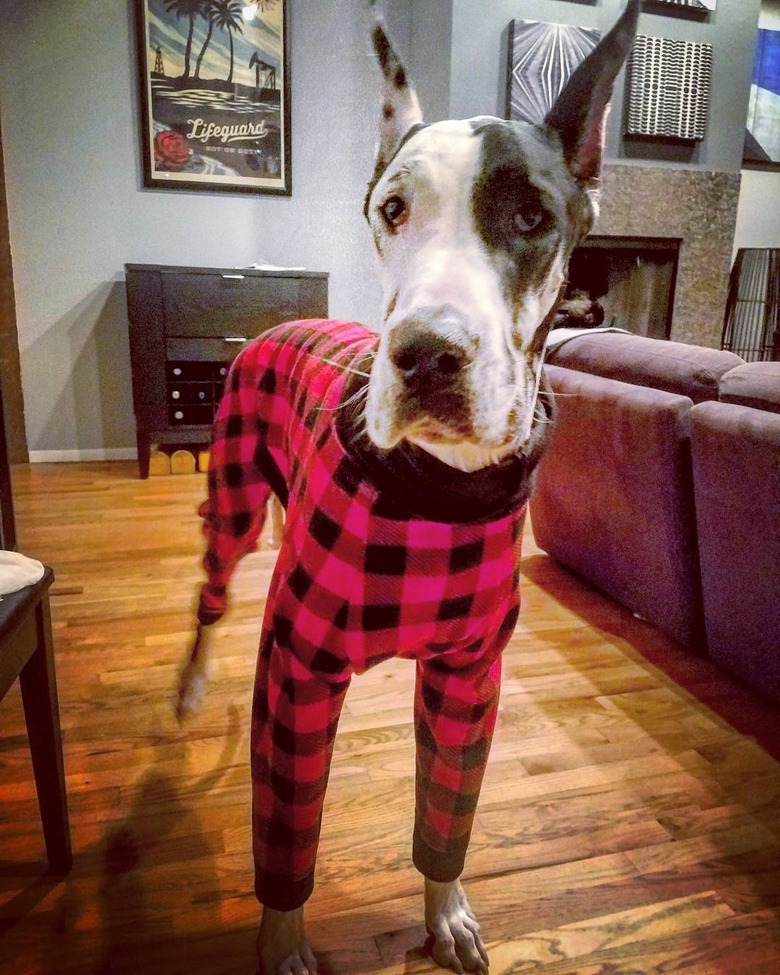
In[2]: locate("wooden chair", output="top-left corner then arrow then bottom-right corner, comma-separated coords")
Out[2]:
0,566 -> 72,874
0,376 -> 71,874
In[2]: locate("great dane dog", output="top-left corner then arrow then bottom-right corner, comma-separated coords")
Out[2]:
178,2 -> 640,972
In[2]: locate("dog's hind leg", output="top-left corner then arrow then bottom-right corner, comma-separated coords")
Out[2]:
175,622 -> 215,722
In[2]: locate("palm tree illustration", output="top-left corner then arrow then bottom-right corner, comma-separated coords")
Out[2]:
211,1 -> 244,85
164,0 -> 206,79
194,0 -> 218,79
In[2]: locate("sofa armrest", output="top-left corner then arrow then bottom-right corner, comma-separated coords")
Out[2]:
719,361 -> 780,415
546,332 -> 743,404
531,364 -> 704,649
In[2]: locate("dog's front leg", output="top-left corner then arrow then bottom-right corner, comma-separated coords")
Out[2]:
425,878 -> 488,974
257,906 -> 317,975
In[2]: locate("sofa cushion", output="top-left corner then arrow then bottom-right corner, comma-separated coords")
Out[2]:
719,361 -> 780,415
531,365 -> 704,649
691,401 -> 780,703
546,331 -> 744,404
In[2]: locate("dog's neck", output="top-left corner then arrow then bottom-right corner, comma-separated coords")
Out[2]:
407,437 -> 519,473
335,355 -> 552,523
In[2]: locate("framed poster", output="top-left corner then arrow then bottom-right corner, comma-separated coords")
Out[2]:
744,0 -> 780,170
506,20 -> 600,124
135,0 -> 291,194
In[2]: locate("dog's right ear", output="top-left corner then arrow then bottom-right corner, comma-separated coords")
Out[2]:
545,0 -> 639,187
369,2 -> 423,177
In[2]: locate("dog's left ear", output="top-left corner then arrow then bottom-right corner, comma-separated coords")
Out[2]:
370,2 -> 423,175
545,0 -> 639,186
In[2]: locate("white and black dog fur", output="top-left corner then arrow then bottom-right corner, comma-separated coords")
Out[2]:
178,2 -> 640,972
364,0 -> 638,474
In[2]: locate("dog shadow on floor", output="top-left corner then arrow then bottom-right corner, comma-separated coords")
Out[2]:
3,702 -> 264,975
92,703 -> 258,975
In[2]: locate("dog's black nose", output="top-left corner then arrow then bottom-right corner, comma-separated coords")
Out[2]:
389,323 -> 469,388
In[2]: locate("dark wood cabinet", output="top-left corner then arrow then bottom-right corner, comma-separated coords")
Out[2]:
125,264 -> 328,478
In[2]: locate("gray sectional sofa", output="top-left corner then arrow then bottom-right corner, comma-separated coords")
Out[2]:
530,331 -> 779,704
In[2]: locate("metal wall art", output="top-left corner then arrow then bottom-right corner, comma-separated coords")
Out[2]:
506,19 -> 600,123
644,0 -> 716,12
625,34 -> 713,141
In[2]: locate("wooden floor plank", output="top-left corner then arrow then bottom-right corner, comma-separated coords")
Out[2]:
1,461 -> 779,974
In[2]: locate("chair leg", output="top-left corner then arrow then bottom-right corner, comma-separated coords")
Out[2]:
19,593 -> 72,875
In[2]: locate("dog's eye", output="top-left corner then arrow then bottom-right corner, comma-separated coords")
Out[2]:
380,195 -> 407,229
512,205 -> 543,235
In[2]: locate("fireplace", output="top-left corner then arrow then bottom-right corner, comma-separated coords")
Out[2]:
592,165 -> 741,349
564,235 -> 682,340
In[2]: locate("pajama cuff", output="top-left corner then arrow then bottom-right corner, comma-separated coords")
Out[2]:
412,828 -> 470,884
197,582 -> 227,626
255,867 -> 315,912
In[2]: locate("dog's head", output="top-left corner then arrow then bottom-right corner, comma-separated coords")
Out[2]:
364,0 -> 639,471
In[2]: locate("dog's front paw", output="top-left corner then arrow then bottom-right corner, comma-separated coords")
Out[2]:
257,907 -> 318,975
425,878 -> 489,974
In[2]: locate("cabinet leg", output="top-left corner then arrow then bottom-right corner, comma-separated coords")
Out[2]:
137,431 -> 151,480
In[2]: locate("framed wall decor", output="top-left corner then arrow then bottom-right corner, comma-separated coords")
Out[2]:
744,0 -> 780,170
506,20 -> 600,124
135,0 -> 291,194
625,34 -> 713,141
644,0 -> 716,13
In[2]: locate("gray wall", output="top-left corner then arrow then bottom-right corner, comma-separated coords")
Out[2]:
734,170 -> 780,255
0,0 -> 415,458
409,0 -> 453,123
0,0 -> 768,457
449,0 -> 760,173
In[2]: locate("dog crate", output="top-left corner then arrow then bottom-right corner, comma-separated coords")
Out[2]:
721,248 -> 780,362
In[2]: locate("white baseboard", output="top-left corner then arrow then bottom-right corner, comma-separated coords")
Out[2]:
28,448 -> 138,463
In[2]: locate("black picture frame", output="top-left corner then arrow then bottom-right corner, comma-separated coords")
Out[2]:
134,0 -> 291,195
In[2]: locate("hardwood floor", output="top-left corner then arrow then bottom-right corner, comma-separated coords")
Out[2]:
1,461 -> 778,974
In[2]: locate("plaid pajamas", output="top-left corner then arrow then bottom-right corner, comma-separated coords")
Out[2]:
199,320 -> 526,911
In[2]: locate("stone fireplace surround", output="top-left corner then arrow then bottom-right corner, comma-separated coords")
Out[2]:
595,164 -> 742,349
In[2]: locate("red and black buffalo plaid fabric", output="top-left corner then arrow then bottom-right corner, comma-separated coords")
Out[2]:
199,319 -> 527,911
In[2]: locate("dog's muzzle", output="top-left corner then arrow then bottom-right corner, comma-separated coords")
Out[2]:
386,315 -> 474,437
389,318 -> 471,390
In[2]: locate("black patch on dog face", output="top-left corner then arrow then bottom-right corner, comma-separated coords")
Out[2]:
470,121 -> 591,326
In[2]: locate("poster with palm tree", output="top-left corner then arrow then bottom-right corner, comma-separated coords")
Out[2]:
135,0 -> 290,193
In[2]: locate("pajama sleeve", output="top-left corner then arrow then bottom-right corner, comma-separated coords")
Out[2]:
198,345 -> 285,626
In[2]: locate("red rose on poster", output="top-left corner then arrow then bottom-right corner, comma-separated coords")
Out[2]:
154,130 -> 190,171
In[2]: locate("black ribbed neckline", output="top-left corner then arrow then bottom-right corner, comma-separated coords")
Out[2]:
335,361 -> 550,523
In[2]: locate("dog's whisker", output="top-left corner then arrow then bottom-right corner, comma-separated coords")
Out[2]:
317,355 -> 372,378
318,383 -> 370,414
